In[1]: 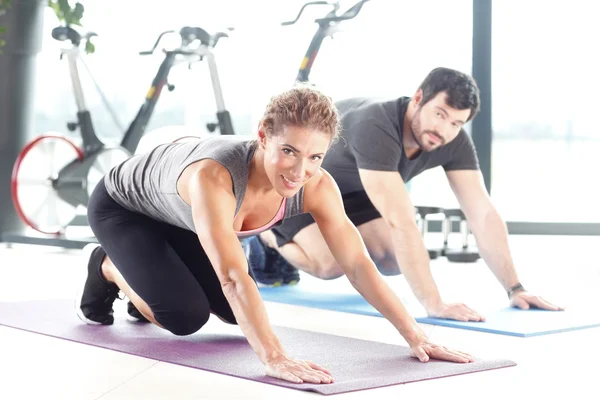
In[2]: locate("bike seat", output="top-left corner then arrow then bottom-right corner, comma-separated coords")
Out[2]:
52,26 -> 82,46
52,26 -> 97,47
179,26 -> 230,48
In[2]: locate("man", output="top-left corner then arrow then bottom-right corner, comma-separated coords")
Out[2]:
248,67 -> 563,321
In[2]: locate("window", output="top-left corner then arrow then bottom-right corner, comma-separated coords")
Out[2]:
31,0 -> 472,207
490,0 -> 600,222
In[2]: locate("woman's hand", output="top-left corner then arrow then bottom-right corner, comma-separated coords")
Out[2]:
407,329 -> 474,363
265,353 -> 334,384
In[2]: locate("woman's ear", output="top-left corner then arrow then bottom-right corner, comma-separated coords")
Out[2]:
257,124 -> 268,149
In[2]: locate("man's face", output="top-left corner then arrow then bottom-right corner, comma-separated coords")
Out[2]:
411,91 -> 470,152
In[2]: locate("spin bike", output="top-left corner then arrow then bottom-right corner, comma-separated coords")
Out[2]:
282,0 -> 371,83
11,25 -> 234,235
173,2 -> 371,145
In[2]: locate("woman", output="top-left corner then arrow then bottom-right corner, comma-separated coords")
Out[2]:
77,84 -> 474,385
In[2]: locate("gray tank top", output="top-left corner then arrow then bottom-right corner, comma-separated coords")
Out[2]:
103,135 -> 305,239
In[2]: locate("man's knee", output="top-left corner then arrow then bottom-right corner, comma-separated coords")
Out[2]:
374,254 -> 401,276
313,255 -> 400,278
311,258 -> 345,280
154,305 -> 210,336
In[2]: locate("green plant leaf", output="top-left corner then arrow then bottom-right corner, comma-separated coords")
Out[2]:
1,0 -> 95,51
48,1 -> 62,20
57,0 -> 70,12
0,0 -> 12,11
85,39 -> 95,54
57,0 -> 70,22
0,0 -> 10,20
73,3 -> 84,20
0,27 -> 6,53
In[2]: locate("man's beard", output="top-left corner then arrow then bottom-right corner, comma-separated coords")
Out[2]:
410,107 -> 444,151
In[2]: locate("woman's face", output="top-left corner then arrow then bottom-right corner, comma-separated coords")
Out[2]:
260,124 -> 331,197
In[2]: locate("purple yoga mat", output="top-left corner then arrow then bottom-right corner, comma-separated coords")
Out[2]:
0,299 -> 515,395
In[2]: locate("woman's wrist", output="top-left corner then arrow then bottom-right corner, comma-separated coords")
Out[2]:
398,322 -> 427,347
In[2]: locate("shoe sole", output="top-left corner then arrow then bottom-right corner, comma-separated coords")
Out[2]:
255,279 -> 299,288
126,313 -> 146,323
256,280 -> 283,288
74,243 -> 105,325
125,301 -> 151,323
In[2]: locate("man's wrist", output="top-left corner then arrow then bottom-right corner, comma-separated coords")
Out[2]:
422,296 -> 444,313
507,282 -> 525,299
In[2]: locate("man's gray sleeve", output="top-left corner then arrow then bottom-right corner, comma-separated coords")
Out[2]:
443,130 -> 480,171
348,121 -> 403,171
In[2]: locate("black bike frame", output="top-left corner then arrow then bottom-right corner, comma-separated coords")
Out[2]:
120,51 -> 178,153
77,110 -> 103,155
296,25 -> 331,82
293,0 -> 370,83
74,50 -> 177,155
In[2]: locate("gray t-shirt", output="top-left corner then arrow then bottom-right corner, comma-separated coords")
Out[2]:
323,96 -> 480,195
103,135 -> 305,239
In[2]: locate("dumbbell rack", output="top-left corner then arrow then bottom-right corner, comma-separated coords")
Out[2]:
415,206 -> 481,263
441,209 -> 481,262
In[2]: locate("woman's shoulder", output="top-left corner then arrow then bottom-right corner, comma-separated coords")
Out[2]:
302,168 -> 339,208
180,158 -> 234,196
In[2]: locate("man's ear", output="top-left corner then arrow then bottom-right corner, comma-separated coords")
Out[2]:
413,88 -> 423,106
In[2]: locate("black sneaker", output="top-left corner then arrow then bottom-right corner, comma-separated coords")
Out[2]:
245,236 -> 300,287
126,300 -> 150,323
276,253 -> 300,286
76,243 -> 120,325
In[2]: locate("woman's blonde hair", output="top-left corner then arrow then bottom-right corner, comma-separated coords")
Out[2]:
259,82 -> 341,142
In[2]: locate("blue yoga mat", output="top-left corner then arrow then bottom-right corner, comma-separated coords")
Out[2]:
259,284 -> 600,337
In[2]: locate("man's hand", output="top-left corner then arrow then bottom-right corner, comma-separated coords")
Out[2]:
510,291 -> 565,311
427,302 -> 486,322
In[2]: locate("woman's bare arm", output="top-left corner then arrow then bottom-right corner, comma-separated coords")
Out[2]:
184,160 -> 334,382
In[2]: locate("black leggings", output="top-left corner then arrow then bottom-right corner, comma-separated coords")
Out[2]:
87,179 -> 248,336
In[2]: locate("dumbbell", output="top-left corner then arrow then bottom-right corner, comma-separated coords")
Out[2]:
415,206 -> 445,260
441,208 -> 481,263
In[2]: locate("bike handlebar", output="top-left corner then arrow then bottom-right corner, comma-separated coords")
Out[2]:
281,1 -> 334,26
138,30 -> 176,55
315,0 -> 370,24
282,0 -> 369,26
139,26 -> 231,56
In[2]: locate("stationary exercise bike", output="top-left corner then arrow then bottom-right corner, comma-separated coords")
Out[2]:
11,25 -> 233,235
282,0 -> 370,83
174,2 -> 371,145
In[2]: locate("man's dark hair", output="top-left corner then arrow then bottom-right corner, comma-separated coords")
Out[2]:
418,67 -> 480,121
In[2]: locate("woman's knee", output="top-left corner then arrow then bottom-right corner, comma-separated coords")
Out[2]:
154,305 -> 211,336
